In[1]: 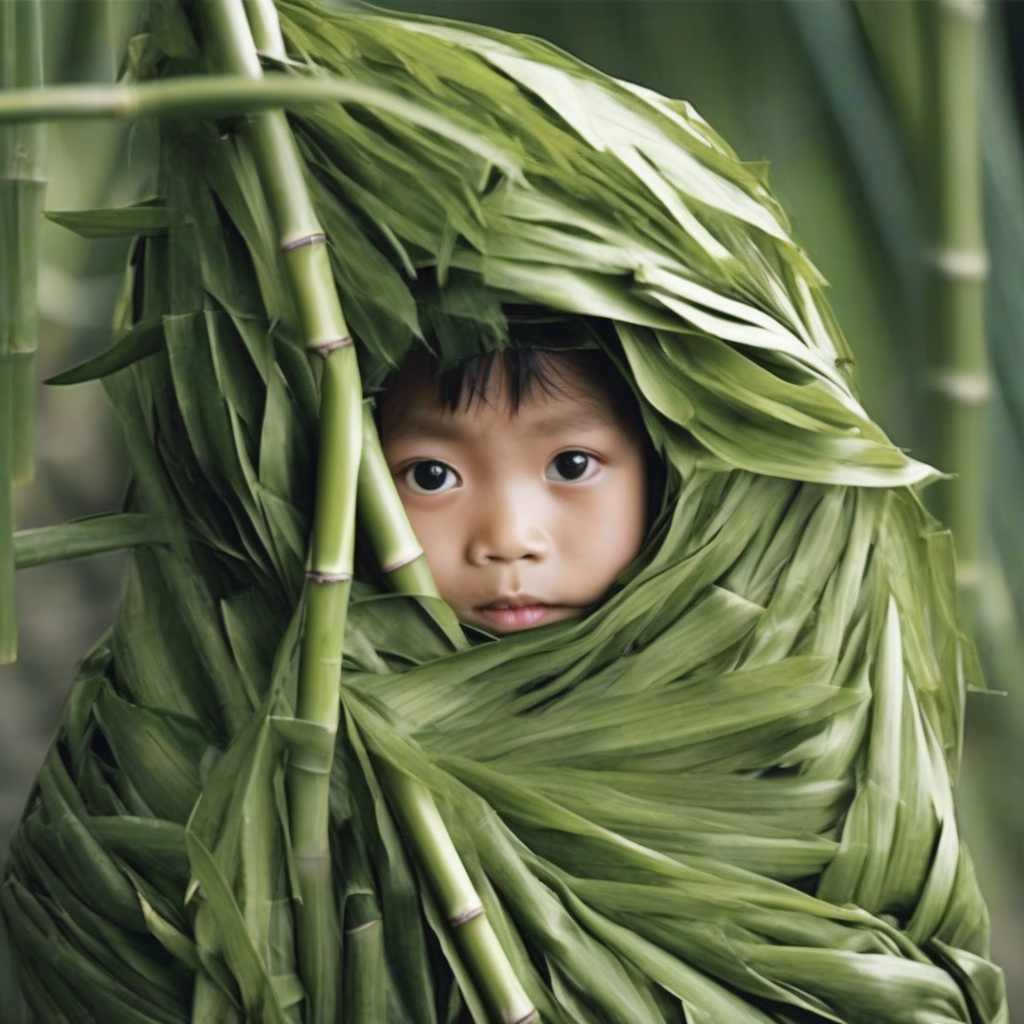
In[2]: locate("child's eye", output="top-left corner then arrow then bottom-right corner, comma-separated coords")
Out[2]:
546,451 -> 599,482
404,460 -> 461,494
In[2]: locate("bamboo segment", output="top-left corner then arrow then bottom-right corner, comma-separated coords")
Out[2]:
383,765 -> 539,1024
0,0 -> 45,663
343,902 -> 387,1024
358,405 -> 427,578
243,0 -> 287,59
201,2 -> 358,1021
361,413 -> 535,1020
2,0 -> 44,486
0,328 -> 12,664
925,0 -> 988,622
357,406 -> 469,644
307,348 -> 360,582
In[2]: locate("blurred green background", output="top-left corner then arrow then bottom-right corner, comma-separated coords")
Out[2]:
3,1 -> 1023,1018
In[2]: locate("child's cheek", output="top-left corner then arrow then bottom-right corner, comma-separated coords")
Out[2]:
401,500 -> 466,604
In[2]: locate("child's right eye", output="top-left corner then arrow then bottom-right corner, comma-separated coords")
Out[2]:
404,460 -> 461,494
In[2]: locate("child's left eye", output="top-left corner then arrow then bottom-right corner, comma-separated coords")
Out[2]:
545,451 -> 598,482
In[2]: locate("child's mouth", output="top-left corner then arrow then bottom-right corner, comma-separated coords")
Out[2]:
478,602 -> 552,630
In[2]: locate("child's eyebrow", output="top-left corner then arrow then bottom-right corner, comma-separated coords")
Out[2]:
391,405 -> 615,443
524,407 -> 615,435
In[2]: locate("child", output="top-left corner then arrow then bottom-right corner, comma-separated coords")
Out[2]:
378,344 -> 649,634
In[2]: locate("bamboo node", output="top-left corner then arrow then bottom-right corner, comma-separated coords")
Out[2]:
345,919 -> 380,935
511,1011 -> 540,1024
928,246 -> 989,282
281,232 -> 328,252
448,905 -> 484,927
310,336 -> 353,357
305,569 -> 352,583
383,548 -> 425,573
928,369 -> 990,405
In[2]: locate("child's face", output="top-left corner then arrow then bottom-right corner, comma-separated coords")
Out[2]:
379,355 -> 648,634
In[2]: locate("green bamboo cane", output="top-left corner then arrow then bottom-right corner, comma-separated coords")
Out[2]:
0,76 -> 508,164
357,406 -> 433,593
202,2 -> 355,1021
0,6 -> 534,1015
924,0 -> 988,624
0,0 -> 45,664
358,412 -> 538,1024
358,404 -> 468,635
0,0 -> 14,666
204,3 -> 537,1019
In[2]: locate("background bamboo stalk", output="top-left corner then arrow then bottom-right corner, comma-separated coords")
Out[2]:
925,0 -> 988,622
0,0 -> 45,664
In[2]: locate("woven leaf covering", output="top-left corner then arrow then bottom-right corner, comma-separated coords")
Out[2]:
3,2 -> 1008,1022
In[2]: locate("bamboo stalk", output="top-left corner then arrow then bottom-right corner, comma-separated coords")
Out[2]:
0,76 -> 510,170
202,3 -> 356,1021
0,0 -> 45,664
924,0 -> 988,624
382,765 -> 538,1024
357,405 -> 435,592
343,895 -> 386,1024
357,411 -> 536,1022
202,6 -> 531,1020
4,0 -> 43,485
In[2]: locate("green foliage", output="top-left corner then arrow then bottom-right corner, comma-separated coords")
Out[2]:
1,1 -> 1010,1022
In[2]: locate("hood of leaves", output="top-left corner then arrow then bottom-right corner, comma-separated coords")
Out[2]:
2,4 -> 1007,1024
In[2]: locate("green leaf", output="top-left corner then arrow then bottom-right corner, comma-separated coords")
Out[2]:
13,513 -> 174,569
46,318 -> 166,385
46,202 -> 176,239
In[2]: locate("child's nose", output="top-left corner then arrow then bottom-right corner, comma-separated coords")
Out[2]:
467,491 -> 548,565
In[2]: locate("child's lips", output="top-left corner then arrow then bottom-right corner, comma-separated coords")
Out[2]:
478,600 -> 553,630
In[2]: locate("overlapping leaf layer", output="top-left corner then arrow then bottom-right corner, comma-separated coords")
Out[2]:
3,2 -> 1008,1021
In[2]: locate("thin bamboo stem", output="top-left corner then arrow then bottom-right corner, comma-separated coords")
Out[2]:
343,899 -> 386,1024
0,0 -> 45,664
0,75 -> 382,122
202,3 -> 357,1021
358,405 -> 468,646
0,76 -> 508,172
5,0 -> 43,485
200,6 -> 531,1020
382,766 -> 538,1024
243,0 -> 287,59
924,0 -> 987,623
358,422 -> 535,1021
358,405 -> 431,580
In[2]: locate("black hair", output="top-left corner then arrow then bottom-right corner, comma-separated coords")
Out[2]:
389,345 -> 642,428
378,335 -> 666,524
